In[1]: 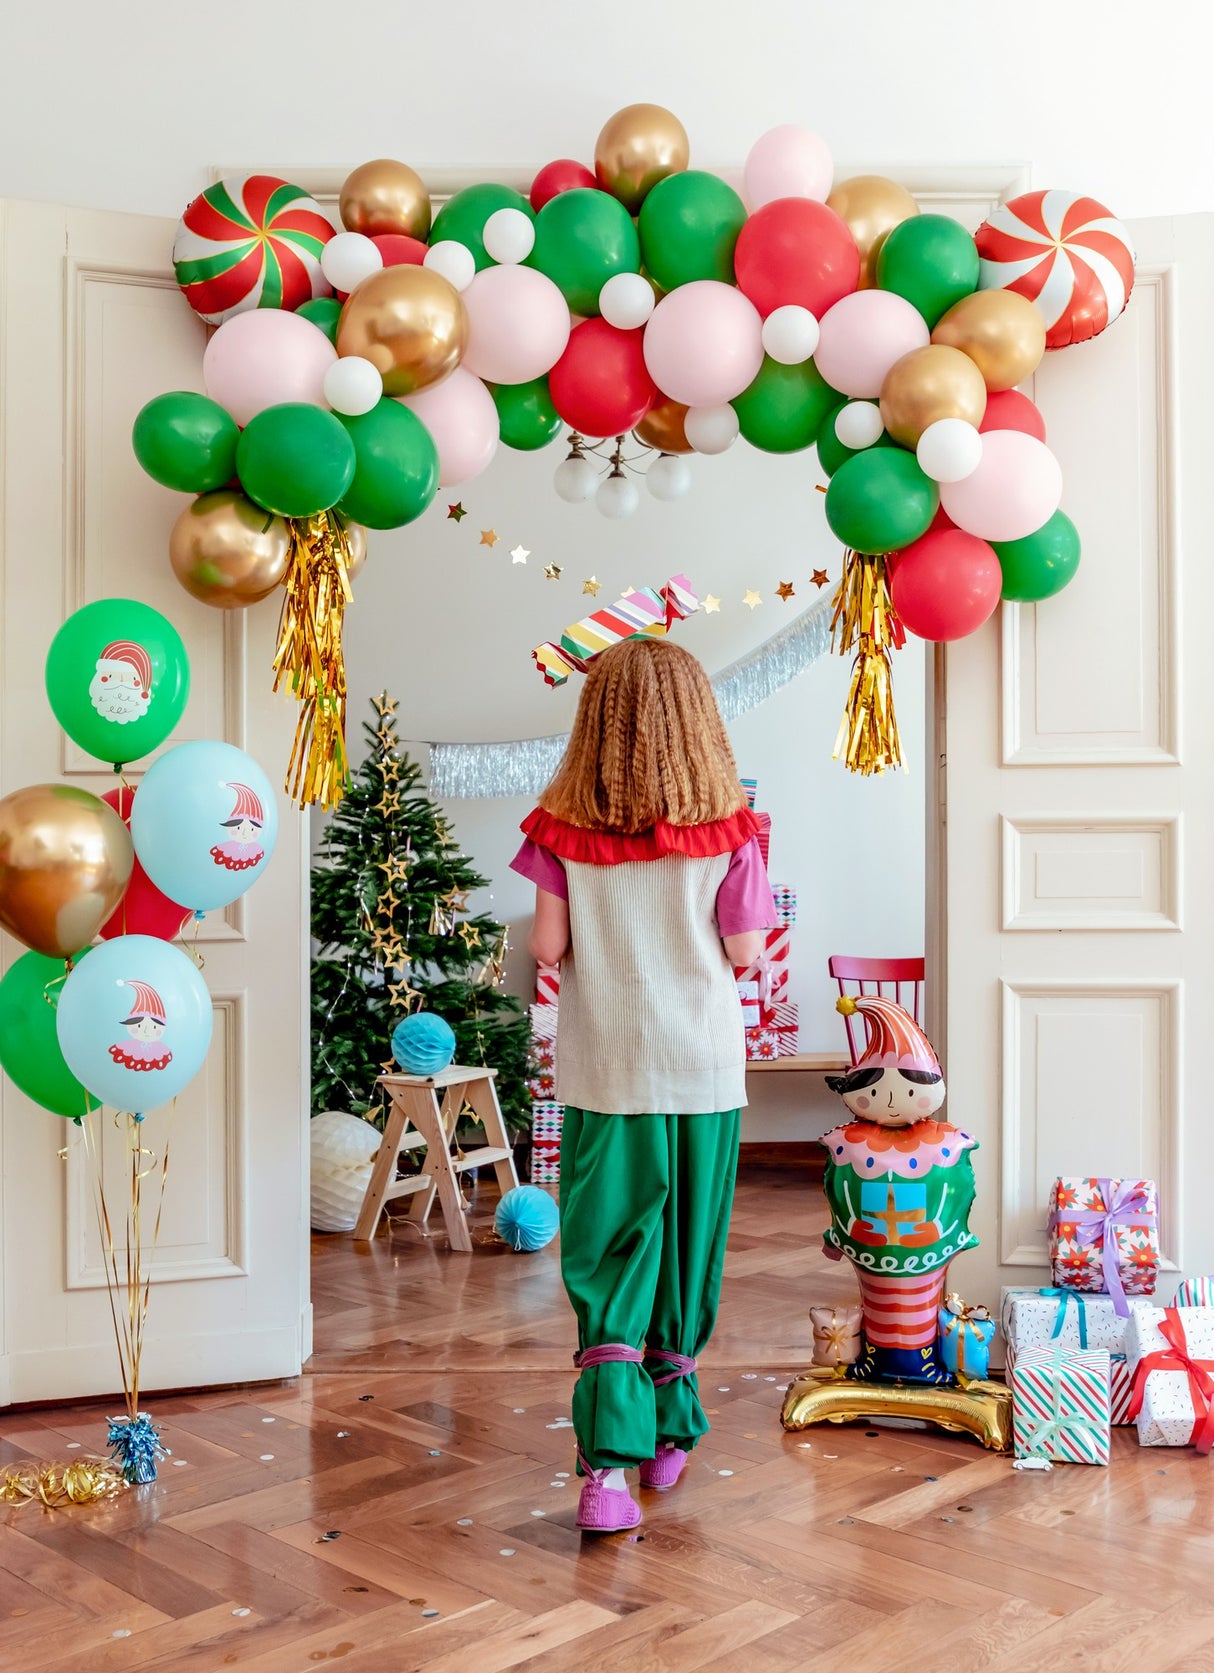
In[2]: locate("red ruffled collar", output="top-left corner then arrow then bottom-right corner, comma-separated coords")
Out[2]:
521,805 -> 759,864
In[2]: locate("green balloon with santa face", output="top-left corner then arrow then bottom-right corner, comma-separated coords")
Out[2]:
45,599 -> 191,768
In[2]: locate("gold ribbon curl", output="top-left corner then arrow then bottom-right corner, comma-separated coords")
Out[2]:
0,1459 -> 126,1508
830,551 -> 906,776
273,511 -> 354,811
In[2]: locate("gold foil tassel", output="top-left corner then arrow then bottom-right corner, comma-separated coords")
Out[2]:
830,551 -> 906,776
273,512 -> 354,811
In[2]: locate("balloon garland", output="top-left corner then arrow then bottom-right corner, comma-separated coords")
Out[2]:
133,108 -> 1133,800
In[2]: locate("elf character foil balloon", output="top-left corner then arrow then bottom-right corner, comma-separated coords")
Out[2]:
822,996 -> 977,1383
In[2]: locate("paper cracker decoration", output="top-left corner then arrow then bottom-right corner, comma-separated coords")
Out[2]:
533,573 -> 698,686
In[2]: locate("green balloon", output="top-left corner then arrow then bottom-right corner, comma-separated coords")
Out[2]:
236,403 -> 356,518
825,449 -> 938,555
430,183 -> 534,272
297,296 -> 343,344
732,357 -> 837,454
45,598 -> 190,766
638,170 -> 747,290
994,511 -> 1081,602
816,402 -> 895,477
527,189 -> 639,315
0,949 -> 100,1118
132,391 -> 238,493
337,399 -> 439,529
491,378 -> 563,451
876,214 -> 980,328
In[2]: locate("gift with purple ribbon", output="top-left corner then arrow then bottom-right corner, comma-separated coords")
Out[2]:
1046,1177 -> 1159,1317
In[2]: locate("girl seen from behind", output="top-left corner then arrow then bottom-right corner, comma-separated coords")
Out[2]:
511,636 -> 776,1532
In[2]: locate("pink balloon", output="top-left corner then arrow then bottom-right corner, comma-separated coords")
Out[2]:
890,528 -> 1001,642
643,281 -> 764,407
813,291 -> 930,399
940,430 -> 1063,542
400,367 -> 499,487
202,309 -> 336,428
744,125 -> 833,207
461,264 -> 571,385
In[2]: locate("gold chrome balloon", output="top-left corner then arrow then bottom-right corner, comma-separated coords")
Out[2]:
169,489 -> 292,609
341,518 -> 368,581
781,1368 -> 1013,1453
336,265 -> 468,396
932,289 -> 1046,391
595,103 -> 690,214
340,158 -> 432,241
635,397 -> 693,454
879,344 -> 988,447
0,784 -> 133,959
826,175 -> 919,287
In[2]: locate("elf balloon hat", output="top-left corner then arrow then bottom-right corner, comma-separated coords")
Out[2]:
222,782 -> 265,827
99,640 -> 152,696
836,994 -> 940,1074
121,981 -> 167,1025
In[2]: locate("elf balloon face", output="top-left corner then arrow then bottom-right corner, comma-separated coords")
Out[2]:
836,1065 -> 946,1127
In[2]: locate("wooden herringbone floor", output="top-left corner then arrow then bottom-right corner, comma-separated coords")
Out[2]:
3,1165 -> 1214,1671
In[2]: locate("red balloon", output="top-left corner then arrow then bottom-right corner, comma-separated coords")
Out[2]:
370,233 -> 427,268
99,787 -> 189,942
890,528 -> 1002,642
928,503 -> 956,532
530,159 -> 598,212
734,198 -> 860,319
549,318 -> 657,437
979,388 -> 1047,442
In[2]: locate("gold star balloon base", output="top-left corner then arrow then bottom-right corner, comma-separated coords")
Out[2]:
273,512 -> 354,811
781,1367 -> 1012,1454
830,551 -> 906,777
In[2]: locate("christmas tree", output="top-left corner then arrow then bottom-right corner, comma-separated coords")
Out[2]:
311,693 -> 532,1135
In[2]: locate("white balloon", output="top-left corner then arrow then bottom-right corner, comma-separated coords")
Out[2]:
423,240 -> 477,292
323,355 -> 383,416
483,207 -> 535,265
553,455 -> 599,503
834,401 -> 884,451
599,272 -> 656,330
917,417 -> 984,483
596,475 -> 639,518
761,304 -> 819,365
320,232 -> 383,294
684,404 -> 739,455
646,454 -> 692,501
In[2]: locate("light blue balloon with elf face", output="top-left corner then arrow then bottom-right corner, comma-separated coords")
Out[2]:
130,739 -> 278,912
55,934 -> 214,1113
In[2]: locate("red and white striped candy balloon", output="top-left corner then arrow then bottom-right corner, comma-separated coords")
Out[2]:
975,190 -> 1134,350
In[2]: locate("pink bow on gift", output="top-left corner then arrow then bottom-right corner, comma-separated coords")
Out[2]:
1049,1178 -> 1155,1317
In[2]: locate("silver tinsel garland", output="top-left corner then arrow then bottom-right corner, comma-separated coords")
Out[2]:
428,593 -> 834,800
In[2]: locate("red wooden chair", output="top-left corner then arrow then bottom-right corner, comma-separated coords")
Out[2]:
828,955 -> 926,1066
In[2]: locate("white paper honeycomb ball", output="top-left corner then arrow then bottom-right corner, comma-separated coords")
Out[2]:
310,1111 -> 382,1232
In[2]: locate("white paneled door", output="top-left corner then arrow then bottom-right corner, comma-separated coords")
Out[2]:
0,201 -> 310,1404
940,215 -> 1214,1332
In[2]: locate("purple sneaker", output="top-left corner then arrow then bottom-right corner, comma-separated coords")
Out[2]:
576,1468 -> 642,1532
639,1446 -> 688,1489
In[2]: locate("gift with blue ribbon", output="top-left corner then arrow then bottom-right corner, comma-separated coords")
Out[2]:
937,1294 -> 995,1381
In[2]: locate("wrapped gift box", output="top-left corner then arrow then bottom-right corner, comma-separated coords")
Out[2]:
746,1000 -> 799,1061
531,1149 -> 561,1186
1011,1344 -> 1111,1465
736,979 -> 760,1028
755,811 -> 772,869
771,884 -> 797,927
733,927 -> 790,1003
527,1004 -> 558,1100
938,1298 -> 995,1381
1177,1276 -> 1214,1307
810,1304 -> 862,1368
535,963 -> 561,1006
531,1100 -> 564,1141
1125,1305 -> 1214,1451
1001,1286 -> 1147,1425
740,777 -> 758,810
1047,1176 -> 1159,1311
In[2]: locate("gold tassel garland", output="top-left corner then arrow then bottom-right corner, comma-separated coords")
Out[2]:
273,512 -> 354,811
830,551 -> 906,776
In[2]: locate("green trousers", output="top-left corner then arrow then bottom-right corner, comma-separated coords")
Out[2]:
559,1107 -> 742,1470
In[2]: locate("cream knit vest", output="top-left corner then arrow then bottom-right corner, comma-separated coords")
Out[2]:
555,853 -> 746,1116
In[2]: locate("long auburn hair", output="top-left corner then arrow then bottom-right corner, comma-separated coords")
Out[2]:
539,637 -> 747,832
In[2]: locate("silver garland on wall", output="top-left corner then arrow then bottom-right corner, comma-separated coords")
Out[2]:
427,592 -> 835,800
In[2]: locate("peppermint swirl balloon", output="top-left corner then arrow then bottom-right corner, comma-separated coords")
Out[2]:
173,174 -> 335,324
974,189 -> 1134,350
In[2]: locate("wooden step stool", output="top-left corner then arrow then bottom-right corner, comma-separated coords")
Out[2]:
354,1065 -> 519,1252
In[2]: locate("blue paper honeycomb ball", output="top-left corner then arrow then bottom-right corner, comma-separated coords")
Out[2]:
495,1185 -> 559,1252
391,1011 -> 456,1076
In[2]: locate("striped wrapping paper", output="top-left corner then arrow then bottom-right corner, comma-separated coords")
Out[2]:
1000,1287 -> 1146,1426
535,964 -> 561,1006
755,811 -> 772,869
733,927 -> 789,1002
740,777 -> 758,810
1011,1345 -> 1111,1464
1176,1276 -> 1214,1307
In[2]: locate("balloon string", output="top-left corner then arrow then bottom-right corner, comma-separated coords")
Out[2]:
183,910 -> 206,971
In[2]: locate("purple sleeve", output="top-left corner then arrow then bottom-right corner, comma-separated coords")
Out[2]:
510,837 -> 568,901
715,837 -> 778,936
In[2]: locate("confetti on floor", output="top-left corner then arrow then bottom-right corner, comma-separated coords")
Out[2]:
457,1519 -> 473,1527
531,1509 -> 545,1517
718,1470 -> 734,1477
259,1455 -> 274,1462
500,1548 -> 515,1557
232,1608 -> 251,1618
